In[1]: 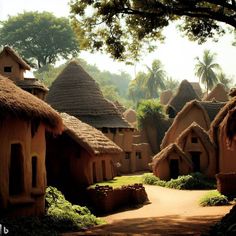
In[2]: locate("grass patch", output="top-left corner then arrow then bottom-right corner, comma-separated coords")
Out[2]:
199,190 -> 229,206
0,187 -> 103,235
142,172 -> 216,190
89,174 -> 143,189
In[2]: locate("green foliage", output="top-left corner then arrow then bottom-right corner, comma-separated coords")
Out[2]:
0,187 -> 103,236
142,173 -> 216,190
0,11 -> 79,68
136,99 -> 167,129
69,0 -> 234,61
199,190 -> 229,207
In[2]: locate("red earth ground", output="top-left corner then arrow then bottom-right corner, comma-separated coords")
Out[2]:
64,185 -> 233,235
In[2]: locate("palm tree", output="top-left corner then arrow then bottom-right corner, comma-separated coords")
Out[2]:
145,59 -> 166,98
195,50 -> 221,94
218,72 -> 233,91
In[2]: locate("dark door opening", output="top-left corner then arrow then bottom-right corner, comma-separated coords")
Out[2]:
190,152 -> 201,172
102,160 -> 106,180
32,156 -> 37,188
9,144 -> 24,195
169,159 -> 179,179
92,162 -> 97,183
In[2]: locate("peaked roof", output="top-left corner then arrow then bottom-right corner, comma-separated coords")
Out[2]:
203,83 -> 229,102
0,46 -> 30,70
113,101 -> 126,114
190,82 -> 203,98
160,90 -> 173,105
46,60 -> 131,129
61,113 -> 122,155
167,80 -> 200,113
176,122 -> 215,151
16,78 -> 49,92
0,75 -> 62,133
152,143 -> 192,167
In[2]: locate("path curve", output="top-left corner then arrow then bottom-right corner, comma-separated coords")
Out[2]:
65,185 -> 233,235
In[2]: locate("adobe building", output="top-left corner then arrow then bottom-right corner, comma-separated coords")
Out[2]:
0,46 -> 48,100
0,75 -> 62,217
161,100 -> 225,149
152,143 -> 193,180
176,122 -> 216,178
46,60 -> 152,174
46,113 -> 122,200
203,83 -> 229,102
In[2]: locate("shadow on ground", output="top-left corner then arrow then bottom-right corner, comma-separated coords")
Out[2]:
63,214 -> 222,235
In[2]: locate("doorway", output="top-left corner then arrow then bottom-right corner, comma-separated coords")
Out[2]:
190,152 -> 201,172
169,159 -> 179,179
92,162 -> 97,183
102,160 -> 106,180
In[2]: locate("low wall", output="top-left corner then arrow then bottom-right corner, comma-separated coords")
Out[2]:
87,184 -> 148,214
216,172 -> 236,197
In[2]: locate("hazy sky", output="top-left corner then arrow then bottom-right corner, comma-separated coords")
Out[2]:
0,0 -> 235,82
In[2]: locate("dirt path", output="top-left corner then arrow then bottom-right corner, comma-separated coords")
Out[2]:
65,185 -> 233,235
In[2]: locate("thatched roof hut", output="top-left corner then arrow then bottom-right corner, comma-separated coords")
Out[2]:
113,101 -> 126,114
160,90 -> 173,105
123,108 -> 137,125
203,83 -> 229,102
16,78 -> 48,92
46,60 -> 130,129
61,113 -> 122,155
0,75 -> 62,133
190,82 -> 203,98
167,80 -> 200,114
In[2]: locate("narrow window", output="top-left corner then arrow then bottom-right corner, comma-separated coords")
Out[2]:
191,137 -> 198,143
102,160 -> 106,180
125,152 -> 131,159
4,66 -> 12,73
9,144 -> 24,195
136,152 -> 142,159
92,162 -> 97,183
32,156 -> 37,188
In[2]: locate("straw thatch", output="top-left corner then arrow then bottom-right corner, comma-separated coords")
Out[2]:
61,113 -> 122,155
0,75 -> 62,133
113,101 -> 126,114
46,60 -> 131,129
123,108 -> 137,124
228,88 -> 236,98
203,83 -> 229,102
190,82 -> 203,98
160,90 -> 173,105
167,80 -> 200,113
176,122 -> 215,151
0,46 -> 30,70
16,78 -> 48,92
152,143 -> 192,167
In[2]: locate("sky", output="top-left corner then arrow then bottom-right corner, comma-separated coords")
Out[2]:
0,0 -> 236,83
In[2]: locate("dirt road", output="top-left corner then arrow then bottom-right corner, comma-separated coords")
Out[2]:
65,185 -> 233,235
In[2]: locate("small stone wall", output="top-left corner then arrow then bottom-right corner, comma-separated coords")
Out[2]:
87,184 -> 148,214
216,172 -> 236,197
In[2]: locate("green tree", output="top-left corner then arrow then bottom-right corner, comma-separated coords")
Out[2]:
145,59 -> 166,98
195,50 -> 220,94
164,77 -> 180,91
70,0 -> 235,60
217,72 -> 234,90
0,11 -> 79,68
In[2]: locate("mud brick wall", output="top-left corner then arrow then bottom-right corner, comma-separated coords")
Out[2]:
87,184 -> 148,214
216,172 -> 236,197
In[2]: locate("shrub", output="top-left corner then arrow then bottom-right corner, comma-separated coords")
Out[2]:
142,173 -> 160,185
199,190 -> 229,207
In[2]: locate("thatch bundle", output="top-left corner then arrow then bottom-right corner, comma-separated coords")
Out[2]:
0,75 -> 62,133
203,83 -> 229,102
61,113 -> 122,155
167,80 -> 200,113
46,60 -> 130,129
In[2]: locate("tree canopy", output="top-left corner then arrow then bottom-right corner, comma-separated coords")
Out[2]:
0,11 -> 79,68
70,0 -> 236,61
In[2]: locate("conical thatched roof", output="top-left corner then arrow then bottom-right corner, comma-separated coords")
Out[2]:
123,108 -> 137,124
152,143 -> 192,167
176,122 -> 215,151
46,60 -> 131,129
0,75 -> 62,133
113,100 -> 126,114
160,90 -> 173,105
203,83 -> 229,102
167,80 -> 200,113
190,82 -> 203,98
0,46 -> 30,70
61,113 -> 122,155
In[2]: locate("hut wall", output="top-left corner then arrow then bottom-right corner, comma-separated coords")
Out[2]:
0,52 -> 24,80
163,106 -> 210,148
0,117 -> 46,216
154,159 -> 170,180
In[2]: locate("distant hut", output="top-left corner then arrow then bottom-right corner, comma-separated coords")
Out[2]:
0,46 -> 48,100
176,122 -> 216,178
190,82 -> 203,98
113,100 -> 126,114
46,113 -> 122,200
0,76 -> 62,217
203,83 -> 229,102
152,144 -> 193,180
123,108 -> 137,127
160,90 -> 173,105
167,80 -> 200,115
161,100 -> 225,149
210,97 -> 236,173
